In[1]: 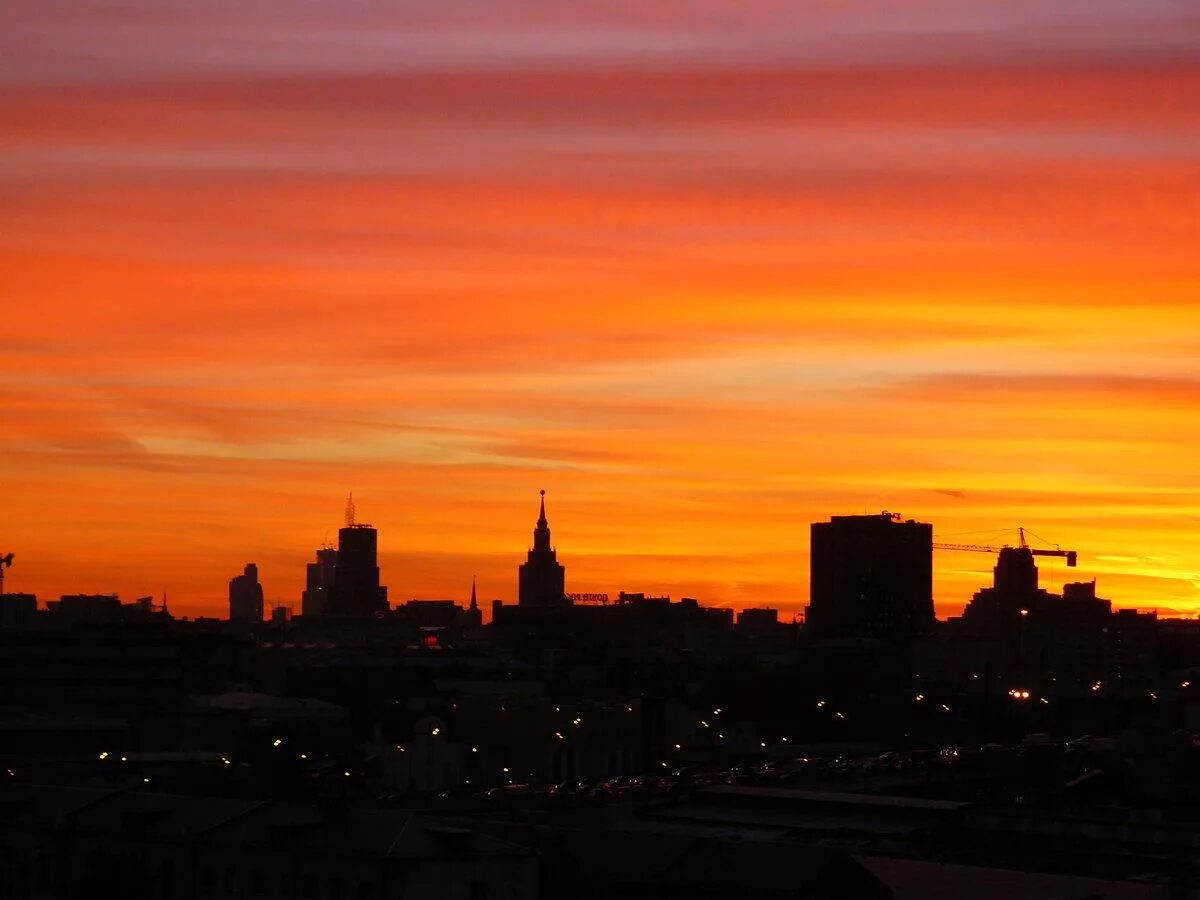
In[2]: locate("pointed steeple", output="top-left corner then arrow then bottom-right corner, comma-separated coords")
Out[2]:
519,488 -> 566,607
532,489 -> 552,552
470,575 -> 478,611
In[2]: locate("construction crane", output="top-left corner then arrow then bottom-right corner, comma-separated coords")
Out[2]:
933,528 -> 1077,567
0,553 -> 12,594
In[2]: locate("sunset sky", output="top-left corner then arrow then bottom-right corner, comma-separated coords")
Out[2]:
2,1 -> 1198,619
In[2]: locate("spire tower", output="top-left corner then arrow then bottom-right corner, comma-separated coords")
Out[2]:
518,489 -> 568,607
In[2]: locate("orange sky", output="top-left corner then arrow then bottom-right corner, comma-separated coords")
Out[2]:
2,2 -> 1199,618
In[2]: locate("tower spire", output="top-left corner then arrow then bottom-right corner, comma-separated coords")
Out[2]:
470,575 -> 478,611
519,490 -> 566,607
345,493 -> 356,527
531,490 -> 552,552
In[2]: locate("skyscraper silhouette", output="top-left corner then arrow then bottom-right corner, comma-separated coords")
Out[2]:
301,547 -> 338,617
228,563 -> 264,623
325,497 -> 388,617
518,490 -> 567,607
806,513 -> 934,642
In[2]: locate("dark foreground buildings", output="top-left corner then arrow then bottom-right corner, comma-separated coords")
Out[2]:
950,545 -> 1158,691
5,499 -> 1199,899
518,490 -> 567,608
806,513 -> 934,642
0,783 -> 537,900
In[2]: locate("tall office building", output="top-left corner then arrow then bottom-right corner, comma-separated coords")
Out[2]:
518,491 -> 568,607
806,513 -> 934,642
325,497 -> 389,617
229,563 -> 264,623
301,547 -> 338,617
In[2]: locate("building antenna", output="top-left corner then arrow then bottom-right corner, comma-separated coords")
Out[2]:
345,493 -> 356,527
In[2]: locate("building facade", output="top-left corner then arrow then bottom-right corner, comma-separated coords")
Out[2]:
518,491 -> 567,608
807,513 -> 934,642
301,547 -> 338,617
326,525 -> 388,617
228,564 -> 264,623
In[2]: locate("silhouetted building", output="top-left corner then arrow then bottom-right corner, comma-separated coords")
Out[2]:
229,564 -> 264,623
959,546 -> 1069,641
45,593 -> 171,626
737,607 -> 780,636
807,513 -> 934,642
0,593 -> 37,629
956,551 -> 1159,690
326,525 -> 387,617
301,547 -> 338,617
466,577 -> 483,628
518,490 -> 567,607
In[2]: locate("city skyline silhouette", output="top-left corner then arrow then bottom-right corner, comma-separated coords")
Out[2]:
3,4 -> 1198,621
2,4 -> 1198,896
0,489 -> 1157,622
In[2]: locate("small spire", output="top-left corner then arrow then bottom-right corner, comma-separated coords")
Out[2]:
537,489 -> 547,526
470,575 -> 478,611
345,493 -> 356,527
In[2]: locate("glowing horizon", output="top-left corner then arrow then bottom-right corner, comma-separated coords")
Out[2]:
2,2 -> 1198,618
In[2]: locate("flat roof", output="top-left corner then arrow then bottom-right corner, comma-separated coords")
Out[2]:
700,785 -> 972,812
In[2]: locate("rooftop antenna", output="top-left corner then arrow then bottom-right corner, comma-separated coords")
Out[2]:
345,493 -> 356,528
